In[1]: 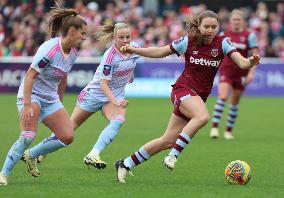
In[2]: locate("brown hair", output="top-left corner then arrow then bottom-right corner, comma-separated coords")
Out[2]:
93,23 -> 129,43
48,7 -> 87,38
185,10 -> 219,47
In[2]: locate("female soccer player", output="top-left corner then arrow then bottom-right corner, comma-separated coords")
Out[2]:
210,9 -> 259,139
28,23 -> 140,171
0,7 -> 87,185
114,10 -> 260,183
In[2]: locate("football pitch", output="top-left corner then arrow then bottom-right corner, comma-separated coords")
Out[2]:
0,94 -> 283,198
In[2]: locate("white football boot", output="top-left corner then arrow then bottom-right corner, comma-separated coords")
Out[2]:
163,155 -> 177,170
36,155 -> 47,164
210,127 -> 219,138
0,173 -> 8,186
84,153 -> 107,169
224,131 -> 234,140
114,159 -> 133,183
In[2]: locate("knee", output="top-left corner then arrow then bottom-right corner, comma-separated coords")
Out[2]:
159,137 -> 176,149
59,130 -> 74,145
196,113 -> 210,127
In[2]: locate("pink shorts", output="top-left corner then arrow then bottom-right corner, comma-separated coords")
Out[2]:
219,74 -> 246,90
170,85 -> 209,121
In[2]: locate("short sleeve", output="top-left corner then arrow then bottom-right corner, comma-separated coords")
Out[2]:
222,37 -> 237,57
130,41 -> 141,48
170,36 -> 189,56
97,50 -> 115,80
31,43 -> 52,73
248,32 -> 258,49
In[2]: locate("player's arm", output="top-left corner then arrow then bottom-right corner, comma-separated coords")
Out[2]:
23,67 -> 39,106
100,79 -> 128,108
222,37 -> 260,69
230,52 -> 260,69
121,45 -> 173,58
58,76 -> 67,102
245,48 -> 259,84
20,67 -> 40,126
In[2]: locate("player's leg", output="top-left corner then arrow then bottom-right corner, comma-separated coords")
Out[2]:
224,88 -> 243,139
210,82 -> 231,138
85,102 -> 125,169
30,107 -> 74,156
24,104 -> 73,177
115,113 -> 187,183
0,100 -> 40,184
33,88 -> 95,164
164,96 -> 209,169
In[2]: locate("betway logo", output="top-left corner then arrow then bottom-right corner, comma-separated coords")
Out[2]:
190,56 -> 221,67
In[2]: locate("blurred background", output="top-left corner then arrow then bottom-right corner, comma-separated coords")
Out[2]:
0,0 -> 284,97
1,0 -> 284,57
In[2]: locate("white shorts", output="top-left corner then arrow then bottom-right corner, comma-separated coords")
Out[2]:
76,88 -> 106,113
17,95 -> 64,122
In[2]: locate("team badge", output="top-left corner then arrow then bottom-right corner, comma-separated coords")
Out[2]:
38,57 -> 50,68
103,65 -> 112,76
240,36 -> 246,42
211,48 -> 219,57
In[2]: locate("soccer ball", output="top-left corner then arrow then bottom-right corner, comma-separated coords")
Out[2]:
225,160 -> 251,185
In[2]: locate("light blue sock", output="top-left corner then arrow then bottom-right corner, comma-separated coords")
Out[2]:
29,133 -> 67,158
124,147 -> 151,169
1,131 -> 36,176
169,132 -> 191,157
91,115 -> 125,155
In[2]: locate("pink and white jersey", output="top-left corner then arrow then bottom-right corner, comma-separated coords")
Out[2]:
219,30 -> 258,77
170,35 -> 237,95
86,42 -> 140,102
17,37 -> 78,103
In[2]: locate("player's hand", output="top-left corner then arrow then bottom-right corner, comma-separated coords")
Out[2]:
249,54 -> 260,67
120,44 -> 133,53
245,72 -> 254,84
112,99 -> 129,108
20,105 -> 34,128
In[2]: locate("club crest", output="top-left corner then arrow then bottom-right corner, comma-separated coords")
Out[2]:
211,48 -> 219,57
103,65 -> 112,76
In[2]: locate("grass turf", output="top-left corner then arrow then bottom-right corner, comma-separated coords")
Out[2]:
0,94 -> 283,198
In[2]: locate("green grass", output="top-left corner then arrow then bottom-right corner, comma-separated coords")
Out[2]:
0,94 -> 283,198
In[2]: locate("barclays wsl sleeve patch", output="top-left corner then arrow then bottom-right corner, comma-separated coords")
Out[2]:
226,38 -> 234,47
174,37 -> 185,44
103,65 -> 112,76
38,57 -> 50,68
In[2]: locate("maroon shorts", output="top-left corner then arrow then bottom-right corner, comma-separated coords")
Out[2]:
170,85 -> 209,121
219,74 -> 246,90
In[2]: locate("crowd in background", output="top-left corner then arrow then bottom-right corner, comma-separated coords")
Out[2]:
0,0 -> 284,58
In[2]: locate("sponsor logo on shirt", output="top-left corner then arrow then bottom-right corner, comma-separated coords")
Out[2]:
189,56 -> 221,67
115,68 -> 134,77
53,68 -> 67,78
103,65 -> 112,76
